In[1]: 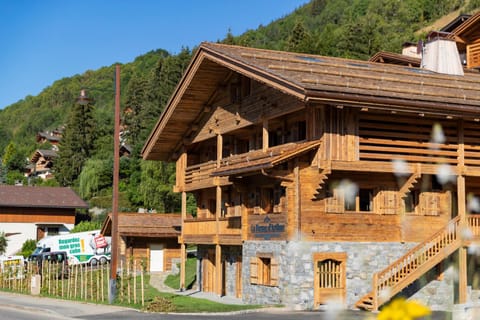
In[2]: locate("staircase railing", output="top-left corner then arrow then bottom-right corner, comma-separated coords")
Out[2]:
468,214 -> 480,238
371,216 -> 462,309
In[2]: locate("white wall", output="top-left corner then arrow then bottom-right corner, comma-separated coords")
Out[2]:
1,223 -> 73,256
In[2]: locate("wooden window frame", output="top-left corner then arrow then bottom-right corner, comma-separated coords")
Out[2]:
250,253 -> 278,287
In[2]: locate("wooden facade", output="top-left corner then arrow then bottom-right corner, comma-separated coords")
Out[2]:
142,31 -> 480,310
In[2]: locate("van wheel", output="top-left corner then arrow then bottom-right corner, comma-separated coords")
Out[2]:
90,258 -> 98,266
100,257 -> 107,265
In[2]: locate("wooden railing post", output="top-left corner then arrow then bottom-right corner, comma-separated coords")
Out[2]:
373,273 -> 379,311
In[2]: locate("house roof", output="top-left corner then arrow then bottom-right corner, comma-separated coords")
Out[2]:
441,14 -> 471,33
142,42 -> 480,162
212,140 -> 320,177
449,12 -> 480,42
36,132 -> 61,143
30,149 -> 58,163
0,186 -> 88,209
101,213 -> 182,238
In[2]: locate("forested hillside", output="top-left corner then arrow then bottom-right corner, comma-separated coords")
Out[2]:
0,0 -> 478,215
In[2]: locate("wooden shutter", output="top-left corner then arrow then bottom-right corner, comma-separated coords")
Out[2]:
420,192 -> 441,216
250,258 -> 258,284
326,189 -> 344,213
270,257 -> 278,287
377,189 -> 398,215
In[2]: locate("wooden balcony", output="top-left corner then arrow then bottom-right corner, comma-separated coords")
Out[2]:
182,216 -> 242,245
181,161 -> 230,191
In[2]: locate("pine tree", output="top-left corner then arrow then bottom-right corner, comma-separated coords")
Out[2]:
55,90 -> 97,186
123,72 -> 149,147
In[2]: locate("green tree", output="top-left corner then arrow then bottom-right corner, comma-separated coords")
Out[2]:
0,232 -> 7,255
123,72 -> 149,147
138,161 -> 180,212
78,158 -> 112,199
287,19 -> 315,53
70,221 -> 102,233
19,239 -> 37,258
2,142 -> 26,171
55,91 -> 97,186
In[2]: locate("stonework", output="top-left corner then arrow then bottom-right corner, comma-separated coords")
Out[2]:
241,240 -> 437,310
195,241 -> 464,311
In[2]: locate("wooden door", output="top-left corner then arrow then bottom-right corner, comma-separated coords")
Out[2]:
313,253 -> 346,307
149,244 -> 164,272
36,227 -> 45,241
202,249 -> 215,293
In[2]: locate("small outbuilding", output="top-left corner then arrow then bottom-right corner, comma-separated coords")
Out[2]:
101,212 -> 182,272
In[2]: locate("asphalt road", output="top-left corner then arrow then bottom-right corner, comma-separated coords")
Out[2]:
0,291 -> 451,320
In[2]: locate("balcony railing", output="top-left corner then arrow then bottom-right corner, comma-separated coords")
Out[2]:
182,216 -> 242,243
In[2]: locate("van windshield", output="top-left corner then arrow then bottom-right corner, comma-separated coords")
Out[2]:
32,247 -> 44,255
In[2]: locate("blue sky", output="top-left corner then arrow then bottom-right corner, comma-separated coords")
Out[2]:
0,0 -> 309,109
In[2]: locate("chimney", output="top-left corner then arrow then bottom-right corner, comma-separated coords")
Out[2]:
402,42 -> 422,59
421,31 -> 464,76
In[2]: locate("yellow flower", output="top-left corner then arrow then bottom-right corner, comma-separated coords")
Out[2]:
378,297 -> 431,320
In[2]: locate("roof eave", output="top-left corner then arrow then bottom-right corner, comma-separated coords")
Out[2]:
305,89 -> 480,118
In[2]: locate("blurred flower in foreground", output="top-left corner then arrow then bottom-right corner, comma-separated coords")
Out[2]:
377,297 -> 431,320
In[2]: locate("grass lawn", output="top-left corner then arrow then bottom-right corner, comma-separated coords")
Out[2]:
164,257 -> 196,289
153,292 -> 262,313
141,274 -> 262,313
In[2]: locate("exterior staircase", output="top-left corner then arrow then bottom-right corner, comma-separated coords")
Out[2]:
355,216 -> 464,311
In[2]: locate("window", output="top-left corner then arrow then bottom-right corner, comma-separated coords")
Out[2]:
250,254 -> 278,286
47,227 -> 59,236
404,190 -> 419,213
359,189 -> 373,211
344,188 -> 373,212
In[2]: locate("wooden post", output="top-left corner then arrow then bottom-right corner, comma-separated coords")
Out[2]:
217,133 -> 223,168
457,119 -> 467,304
180,191 -> 187,291
180,243 -> 186,291
294,159 -> 301,240
215,244 -> 222,296
109,64 -> 121,304
262,118 -> 269,152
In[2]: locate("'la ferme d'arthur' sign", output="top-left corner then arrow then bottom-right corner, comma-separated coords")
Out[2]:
249,214 -> 286,240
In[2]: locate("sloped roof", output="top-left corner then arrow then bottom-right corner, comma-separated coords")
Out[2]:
0,186 -> 88,209
142,42 -> 480,162
449,12 -> 480,42
30,149 -> 58,163
101,213 -> 182,238
36,132 -> 61,142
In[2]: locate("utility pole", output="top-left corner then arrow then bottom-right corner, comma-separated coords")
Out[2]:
109,64 -> 121,304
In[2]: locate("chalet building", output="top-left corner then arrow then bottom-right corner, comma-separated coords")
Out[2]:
26,149 -> 58,180
101,213 -> 182,272
36,128 -> 63,148
141,18 -> 480,312
0,185 -> 88,255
